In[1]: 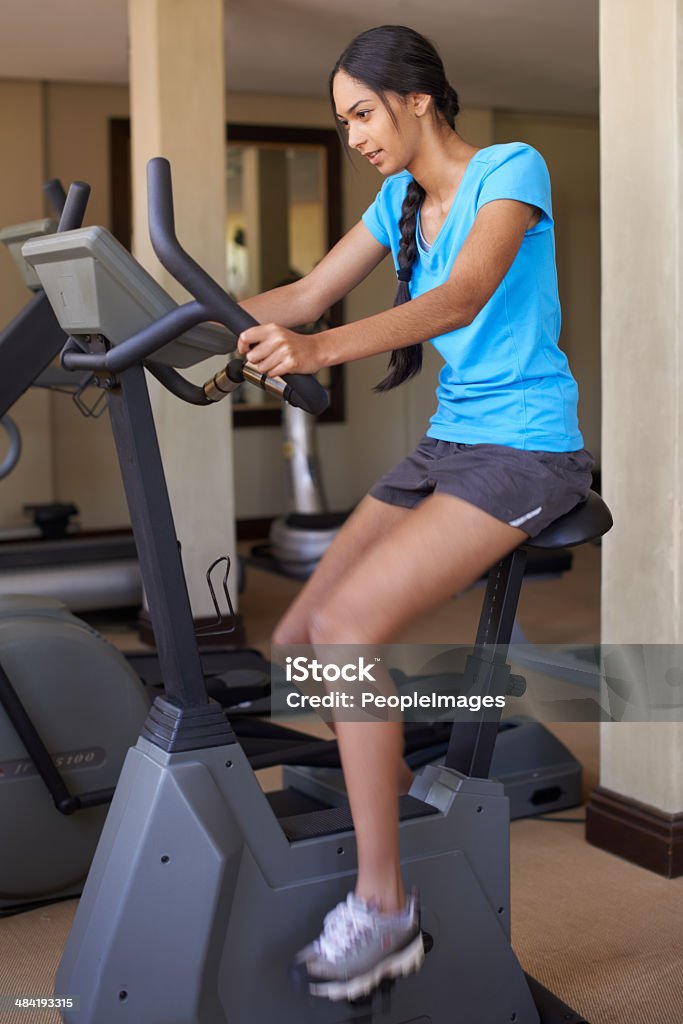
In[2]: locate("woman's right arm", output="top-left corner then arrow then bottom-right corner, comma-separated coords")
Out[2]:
238,222 -> 389,327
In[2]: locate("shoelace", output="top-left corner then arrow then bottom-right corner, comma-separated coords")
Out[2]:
317,898 -> 375,962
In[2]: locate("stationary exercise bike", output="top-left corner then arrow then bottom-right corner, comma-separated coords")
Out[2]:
0,182 -> 469,918
25,160 -> 611,1023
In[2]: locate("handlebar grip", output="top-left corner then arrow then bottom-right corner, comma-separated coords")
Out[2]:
147,158 -> 175,249
282,374 -> 329,415
233,361 -> 330,416
43,179 -> 67,219
57,181 -> 91,232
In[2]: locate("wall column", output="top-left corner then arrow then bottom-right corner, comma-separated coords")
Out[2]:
587,0 -> 683,876
128,0 -> 238,622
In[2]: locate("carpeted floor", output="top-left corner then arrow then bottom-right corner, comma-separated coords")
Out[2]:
1,544 -> 681,1023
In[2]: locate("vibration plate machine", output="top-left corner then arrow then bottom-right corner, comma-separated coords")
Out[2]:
24,160 -> 610,1024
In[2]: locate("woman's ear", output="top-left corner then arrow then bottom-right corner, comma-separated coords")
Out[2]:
411,93 -> 433,118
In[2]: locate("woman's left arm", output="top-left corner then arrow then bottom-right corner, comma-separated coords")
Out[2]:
237,199 -> 538,377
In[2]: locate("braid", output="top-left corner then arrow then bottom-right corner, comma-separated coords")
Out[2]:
374,179 -> 426,393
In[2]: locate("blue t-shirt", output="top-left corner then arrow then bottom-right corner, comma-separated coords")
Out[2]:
361,142 -> 583,451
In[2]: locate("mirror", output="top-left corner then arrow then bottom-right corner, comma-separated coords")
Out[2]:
110,120 -> 345,425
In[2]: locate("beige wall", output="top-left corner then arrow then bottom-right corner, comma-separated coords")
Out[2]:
0,81 -> 600,528
0,81 -> 53,528
46,83 -> 131,528
0,81 -> 130,532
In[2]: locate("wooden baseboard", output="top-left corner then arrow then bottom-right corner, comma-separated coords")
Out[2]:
586,786 -> 683,878
137,607 -> 246,649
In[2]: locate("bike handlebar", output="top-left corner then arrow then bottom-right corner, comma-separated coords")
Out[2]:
58,161 -> 329,417
57,181 -> 91,233
146,158 -> 329,417
43,179 -> 67,219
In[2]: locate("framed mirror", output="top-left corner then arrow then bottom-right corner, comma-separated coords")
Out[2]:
110,119 -> 345,425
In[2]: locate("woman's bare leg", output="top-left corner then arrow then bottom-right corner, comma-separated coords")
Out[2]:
272,495 -> 416,793
271,494 -> 412,645
308,494 -> 528,912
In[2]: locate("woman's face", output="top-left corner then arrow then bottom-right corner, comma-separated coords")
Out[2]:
332,70 -> 422,176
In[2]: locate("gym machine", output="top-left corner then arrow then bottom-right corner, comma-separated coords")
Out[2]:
0,181 -> 140,611
265,400 -> 349,577
0,180 -> 426,917
0,183 -> 270,914
24,160 -> 612,1023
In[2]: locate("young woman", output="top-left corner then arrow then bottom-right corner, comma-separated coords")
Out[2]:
237,24 -> 594,1002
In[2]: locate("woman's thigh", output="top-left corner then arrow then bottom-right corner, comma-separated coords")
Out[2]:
272,495 -> 413,643
309,492 -> 528,645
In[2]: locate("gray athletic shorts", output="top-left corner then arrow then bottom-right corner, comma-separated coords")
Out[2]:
368,436 -> 595,538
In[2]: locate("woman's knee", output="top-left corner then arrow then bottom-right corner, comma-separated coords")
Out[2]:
308,603 -> 381,646
271,618 -> 312,646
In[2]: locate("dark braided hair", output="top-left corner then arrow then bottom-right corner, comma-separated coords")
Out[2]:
329,26 -> 460,391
